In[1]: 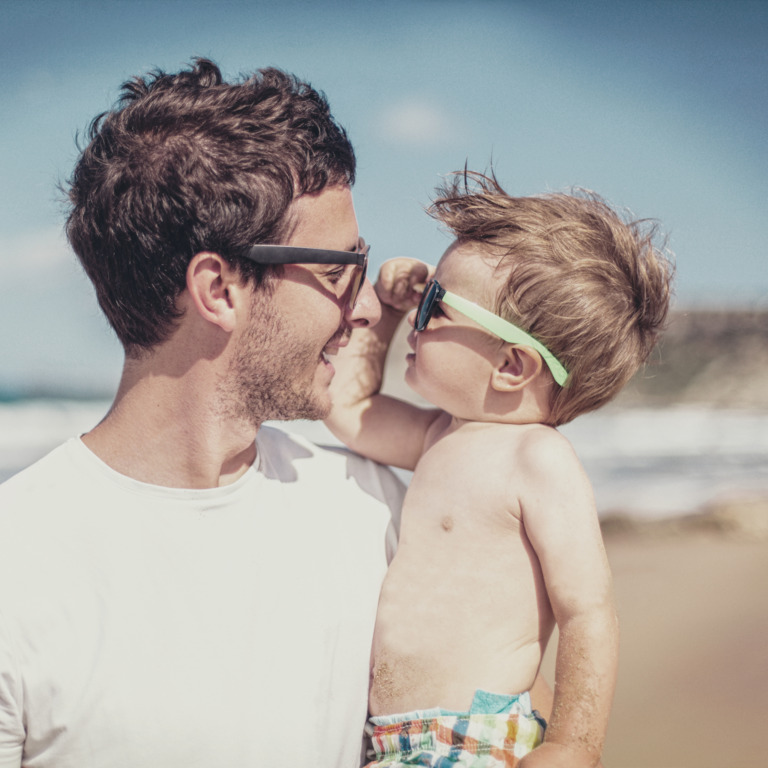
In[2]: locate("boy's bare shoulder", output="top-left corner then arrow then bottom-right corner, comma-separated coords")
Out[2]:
503,422 -> 585,485
440,421 -> 580,476
425,419 -> 583,489
516,421 -> 574,453
481,421 -> 573,456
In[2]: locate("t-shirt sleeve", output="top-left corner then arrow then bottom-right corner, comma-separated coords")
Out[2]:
0,618 -> 24,768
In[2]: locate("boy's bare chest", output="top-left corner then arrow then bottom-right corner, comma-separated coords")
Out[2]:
376,445 -> 548,699
411,427 -> 523,514
398,444 -> 527,554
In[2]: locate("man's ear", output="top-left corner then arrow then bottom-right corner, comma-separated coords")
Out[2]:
185,252 -> 239,333
490,344 -> 545,392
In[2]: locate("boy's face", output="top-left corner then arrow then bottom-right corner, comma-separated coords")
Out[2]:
405,241 -> 507,419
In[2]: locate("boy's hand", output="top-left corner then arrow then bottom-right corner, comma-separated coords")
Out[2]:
519,742 -> 601,768
375,258 -> 434,314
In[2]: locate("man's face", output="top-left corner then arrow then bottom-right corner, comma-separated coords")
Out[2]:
223,185 -> 380,425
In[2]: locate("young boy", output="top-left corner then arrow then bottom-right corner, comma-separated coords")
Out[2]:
326,172 -> 673,768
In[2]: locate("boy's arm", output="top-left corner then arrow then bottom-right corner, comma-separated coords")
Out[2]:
527,676 -> 607,768
517,430 -> 619,768
326,258 -> 442,470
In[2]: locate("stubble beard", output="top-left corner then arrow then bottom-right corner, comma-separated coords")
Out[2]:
218,306 -> 332,427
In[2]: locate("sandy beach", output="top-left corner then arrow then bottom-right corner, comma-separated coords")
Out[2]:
541,511 -> 768,768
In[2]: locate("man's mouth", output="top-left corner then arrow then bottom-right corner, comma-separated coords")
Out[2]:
323,329 -> 351,358
320,328 -> 351,370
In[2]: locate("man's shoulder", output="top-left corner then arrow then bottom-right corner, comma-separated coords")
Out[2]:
257,423 -> 400,478
0,440 -> 84,551
0,439 -> 79,500
256,423 -> 380,473
257,423 -> 406,513
257,423 -> 341,459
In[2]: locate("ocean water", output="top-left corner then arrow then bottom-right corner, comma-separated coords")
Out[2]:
1,399 -> 767,521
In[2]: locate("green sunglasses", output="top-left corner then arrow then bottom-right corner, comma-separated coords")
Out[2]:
415,279 -> 569,386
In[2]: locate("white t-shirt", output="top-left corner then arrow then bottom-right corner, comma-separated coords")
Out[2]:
0,427 -> 403,768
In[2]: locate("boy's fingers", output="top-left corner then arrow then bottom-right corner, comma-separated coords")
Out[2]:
375,258 -> 433,310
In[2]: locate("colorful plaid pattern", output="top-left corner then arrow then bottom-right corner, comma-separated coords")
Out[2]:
365,697 -> 545,767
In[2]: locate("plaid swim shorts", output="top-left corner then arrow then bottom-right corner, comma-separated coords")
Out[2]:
364,690 -> 546,767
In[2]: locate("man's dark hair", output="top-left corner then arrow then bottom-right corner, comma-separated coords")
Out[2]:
65,57 -> 356,355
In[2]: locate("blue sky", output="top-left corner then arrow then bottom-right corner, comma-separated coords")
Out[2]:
1,0 -> 766,395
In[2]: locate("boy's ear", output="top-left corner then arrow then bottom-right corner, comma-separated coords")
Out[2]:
491,344 -> 545,392
185,252 -> 240,333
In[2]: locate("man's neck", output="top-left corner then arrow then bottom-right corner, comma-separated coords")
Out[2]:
82,355 -> 259,489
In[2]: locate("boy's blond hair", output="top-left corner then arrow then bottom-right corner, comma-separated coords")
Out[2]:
428,172 -> 674,425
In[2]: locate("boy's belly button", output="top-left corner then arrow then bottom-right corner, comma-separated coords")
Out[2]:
441,516 -> 454,531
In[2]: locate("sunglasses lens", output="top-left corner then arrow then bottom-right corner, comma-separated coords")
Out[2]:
416,281 -> 437,331
348,254 -> 367,309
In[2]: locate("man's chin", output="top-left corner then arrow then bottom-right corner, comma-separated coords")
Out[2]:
312,393 -> 332,421
273,391 -> 331,423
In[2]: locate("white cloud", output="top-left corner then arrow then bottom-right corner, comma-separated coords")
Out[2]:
0,226 -> 120,394
1,227 -> 73,278
375,99 -> 455,147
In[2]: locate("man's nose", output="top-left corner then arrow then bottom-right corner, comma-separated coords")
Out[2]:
347,276 -> 381,328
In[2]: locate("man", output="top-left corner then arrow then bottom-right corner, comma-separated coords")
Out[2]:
0,58 -> 404,768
